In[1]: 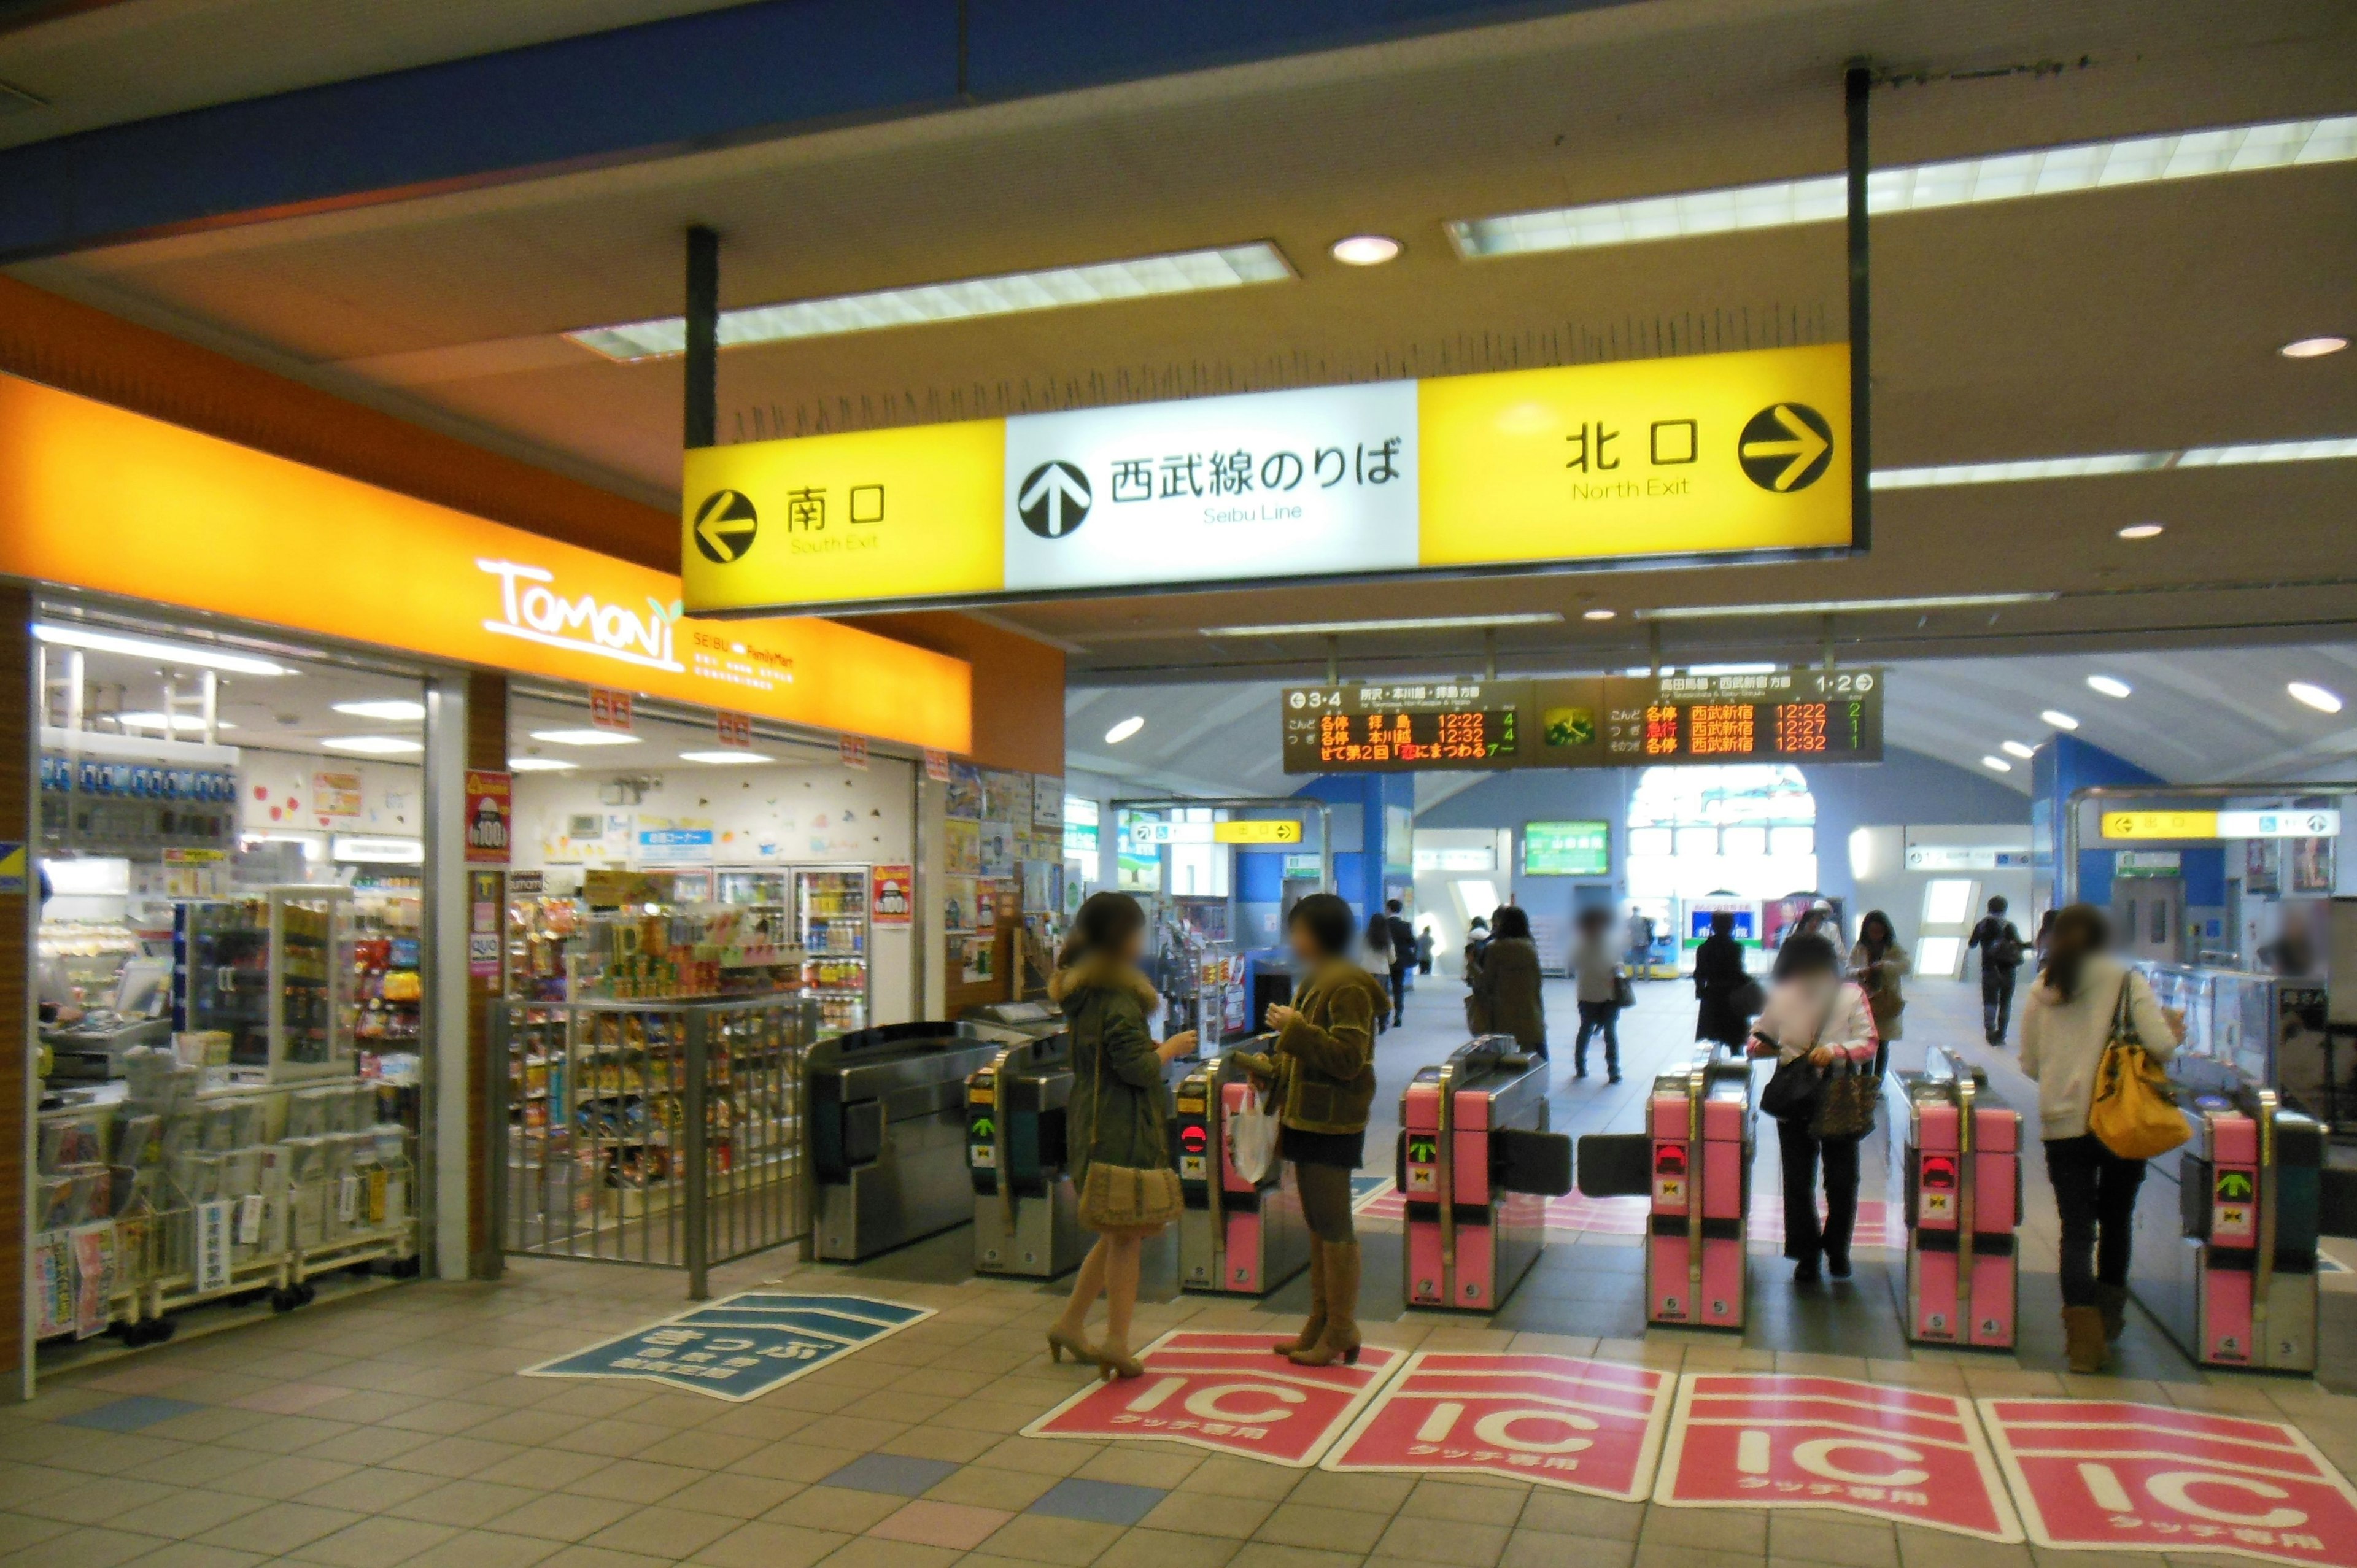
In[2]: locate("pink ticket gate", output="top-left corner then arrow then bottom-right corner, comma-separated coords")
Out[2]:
2159,1090 -> 2331,1372
1887,1046 -> 2020,1350
1174,1046 -> 1313,1295
1397,1035 -> 1571,1311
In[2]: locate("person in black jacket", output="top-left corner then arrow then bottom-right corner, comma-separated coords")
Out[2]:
1967,895 -> 2026,1046
1382,899 -> 1415,1027
1692,911 -> 1754,1047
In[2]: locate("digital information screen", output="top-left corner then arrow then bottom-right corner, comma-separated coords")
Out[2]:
1282,669 -> 1880,774
1523,821 -> 1611,876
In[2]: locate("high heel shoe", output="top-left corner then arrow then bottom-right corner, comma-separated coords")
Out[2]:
1045,1326 -> 1096,1365
1096,1346 -> 1145,1380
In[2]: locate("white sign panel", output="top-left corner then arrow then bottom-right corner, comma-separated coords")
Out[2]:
1000,383 -> 1418,593
2219,810 -> 2339,840
1905,846 -> 2033,871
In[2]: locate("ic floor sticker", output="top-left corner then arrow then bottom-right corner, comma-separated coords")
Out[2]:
1657,1374 -> 2023,1542
1024,1330 -> 1404,1466
1322,1351 -> 1671,1499
522,1291 -> 932,1402
1981,1399 -> 2357,1568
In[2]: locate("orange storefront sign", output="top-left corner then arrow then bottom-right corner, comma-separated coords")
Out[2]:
0,373 -> 970,752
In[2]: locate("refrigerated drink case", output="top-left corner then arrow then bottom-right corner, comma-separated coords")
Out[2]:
796,867 -> 870,1039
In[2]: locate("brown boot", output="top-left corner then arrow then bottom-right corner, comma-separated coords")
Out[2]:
2094,1283 -> 2128,1343
2062,1305 -> 2107,1374
1276,1238 -> 1326,1356
1289,1240 -> 1362,1367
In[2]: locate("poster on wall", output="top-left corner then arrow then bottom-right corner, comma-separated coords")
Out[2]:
946,763 -> 985,821
924,748 -> 951,783
2293,836 -> 2334,895
962,933 -> 996,983
943,876 -> 977,932
463,770 -> 512,865
945,819 -> 981,877
984,770 -> 1032,827
312,770 -> 363,825
635,815 -> 715,865
1032,779 -> 1064,830
2246,838 -> 2282,896
871,864 -> 913,925
978,819 -> 1016,878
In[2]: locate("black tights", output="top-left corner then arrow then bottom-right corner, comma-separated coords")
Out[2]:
1295,1161 -> 1356,1244
2045,1135 -> 2145,1308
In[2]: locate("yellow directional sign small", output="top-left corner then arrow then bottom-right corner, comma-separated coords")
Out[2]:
1738,404 -> 1835,492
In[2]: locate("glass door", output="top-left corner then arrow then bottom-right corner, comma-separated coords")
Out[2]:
794,867 -> 869,1039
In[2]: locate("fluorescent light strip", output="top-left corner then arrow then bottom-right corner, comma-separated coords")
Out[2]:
1448,115 -> 2357,257
570,242 -> 1294,362
33,622 -> 288,676
1202,612 -> 1565,638
1873,438 -> 2357,489
1640,593 -> 2053,621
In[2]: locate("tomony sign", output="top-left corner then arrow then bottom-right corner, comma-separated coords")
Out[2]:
682,343 -> 1854,614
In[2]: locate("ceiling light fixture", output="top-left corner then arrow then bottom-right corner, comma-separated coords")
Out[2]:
1981,755 -> 2013,774
1447,115 -> 2357,258
2288,681 -> 2345,714
332,698 -> 427,722
2041,709 -> 2081,730
1329,234 -> 1401,266
2116,523 -> 2165,539
2280,336 -> 2348,358
1639,593 -> 2053,621
1582,608 -> 1617,621
116,712 -> 238,733
2000,740 -> 2037,760
2087,675 -> 2133,698
320,735 -> 424,755
1873,436 -> 2357,490
1201,612 -> 1566,637
679,750 -> 776,765
1105,716 -> 1145,745
508,757 -> 576,772
528,728 -> 643,747
568,242 -> 1295,361
33,622 -> 288,676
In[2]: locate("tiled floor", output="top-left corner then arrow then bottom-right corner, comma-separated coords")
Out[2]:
13,975 -> 2357,1568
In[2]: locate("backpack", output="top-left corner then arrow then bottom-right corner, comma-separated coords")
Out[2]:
1988,921 -> 2024,970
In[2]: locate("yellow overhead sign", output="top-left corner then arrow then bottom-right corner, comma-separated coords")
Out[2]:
684,343 -> 1852,614
1214,820 -> 1304,845
2100,811 -> 2218,841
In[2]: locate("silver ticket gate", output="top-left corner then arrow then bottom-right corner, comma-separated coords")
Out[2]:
808,1022 -> 1001,1261
1885,1046 -> 2021,1349
1398,1035 -> 1569,1311
959,999 -> 1066,1045
1574,1045 -> 1753,1331
963,1027 -> 1085,1278
1174,1045 -> 1314,1295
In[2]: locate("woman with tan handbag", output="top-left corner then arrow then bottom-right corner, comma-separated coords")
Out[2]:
1043,892 -> 1196,1380
2020,903 -> 2180,1373
1234,892 -> 1390,1368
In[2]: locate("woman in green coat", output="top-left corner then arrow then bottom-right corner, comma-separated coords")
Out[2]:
1043,892 -> 1196,1380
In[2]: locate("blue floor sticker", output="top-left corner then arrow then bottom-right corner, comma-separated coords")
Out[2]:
522,1291 -> 934,1402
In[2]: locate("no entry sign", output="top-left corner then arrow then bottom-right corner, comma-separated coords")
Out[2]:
1658,1375 -> 2022,1542
1024,1330 -> 1402,1466
1323,1351 -> 1670,1499
523,1292 -> 932,1402
1983,1399 -> 2357,1568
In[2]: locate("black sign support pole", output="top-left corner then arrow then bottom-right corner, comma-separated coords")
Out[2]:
684,224 -> 720,450
1844,63 -> 1871,555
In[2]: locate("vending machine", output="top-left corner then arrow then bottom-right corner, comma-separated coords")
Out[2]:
795,866 -> 870,1038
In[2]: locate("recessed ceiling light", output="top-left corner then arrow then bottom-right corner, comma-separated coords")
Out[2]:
1105,716 -> 1145,745
567,242 -> 1294,361
2000,740 -> 2036,759
117,712 -> 237,733
333,698 -> 427,722
1981,755 -> 2013,773
1329,234 -> 1401,266
508,757 -> 576,772
2041,709 -> 2081,730
529,728 -> 642,747
2288,681 -> 2345,714
679,750 -> 776,765
320,735 -> 424,755
33,622 -> 287,676
2280,336 -> 2348,358
1582,608 -> 1617,621
1201,612 -> 1565,637
1874,436 -> 2357,489
2087,675 -> 2132,698
1641,593 -> 2052,620
2116,523 -> 2164,539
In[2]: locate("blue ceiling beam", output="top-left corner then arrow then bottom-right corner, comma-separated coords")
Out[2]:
0,0 -> 1618,262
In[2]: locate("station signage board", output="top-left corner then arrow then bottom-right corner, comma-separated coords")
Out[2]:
2101,809 -> 2341,841
1280,669 -> 1882,774
683,344 -> 1852,614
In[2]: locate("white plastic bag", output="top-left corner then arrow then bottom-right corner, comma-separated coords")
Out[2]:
1226,1084 -> 1283,1186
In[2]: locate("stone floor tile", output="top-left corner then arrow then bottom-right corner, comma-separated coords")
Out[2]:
653,1472 -> 803,1520
484,1494 -> 641,1545
287,1515 -> 461,1568
1501,1528 -> 1637,1568
19,1475 -> 180,1524
543,1422 -> 673,1461
1893,1524 -> 2034,1568
1173,1456 -> 1299,1502
579,1504 -> 741,1559
1256,1502 -> 1391,1555
1027,1477 -> 1166,1527
865,1499 -> 1013,1550
918,1463 -> 1059,1512
1767,1512 -> 1901,1568
191,1502 -> 370,1556
1284,1472 -> 1414,1512
973,1512 -> 1125,1566
1403,1479 -> 1528,1527
722,1442 -> 867,1485
386,1437 -> 533,1481
117,1543 -> 268,1568
0,1514 -> 71,1554
1373,1513 -> 1512,1567
799,1539 -> 958,1568
627,1431 -> 767,1473
390,1483 -> 553,1531
296,1467 -> 452,1514
1225,1543 -> 1364,1568
1094,1527 -> 1245,1568
559,1459 -> 703,1505
395,1532 -> 562,1568
1141,1493 -> 1279,1540
0,1525 -> 168,1568
1070,1445 -> 1203,1489
1644,1507 -> 1769,1552
969,1437 -> 1102,1480
530,1545 -> 669,1568
762,1485 -> 907,1534
1631,1545 -> 1774,1568
107,1489 -> 271,1541
684,1520 -> 848,1568
215,1456 -> 363,1500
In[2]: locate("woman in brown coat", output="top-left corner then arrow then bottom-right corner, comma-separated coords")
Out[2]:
1466,904 -> 1547,1056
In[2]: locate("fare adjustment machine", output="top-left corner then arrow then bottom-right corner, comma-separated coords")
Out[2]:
1175,1044 -> 1313,1294
1576,1045 -> 1754,1330
1887,1046 -> 2022,1349
962,1020 -> 1085,1278
1398,1035 -> 1572,1311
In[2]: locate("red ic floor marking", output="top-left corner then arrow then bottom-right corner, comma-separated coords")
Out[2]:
1022,1330 -> 1404,1467
1981,1399 -> 2357,1568
1657,1374 -> 2024,1542
1322,1351 -> 1671,1499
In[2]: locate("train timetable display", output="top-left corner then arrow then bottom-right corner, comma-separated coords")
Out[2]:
1280,683 -> 1520,772
1593,669 -> 1881,764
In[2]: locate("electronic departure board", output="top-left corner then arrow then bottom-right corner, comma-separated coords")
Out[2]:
1280,669 -> 1881,774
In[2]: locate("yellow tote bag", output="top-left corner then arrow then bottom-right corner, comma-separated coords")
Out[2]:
2088,978 -> 2190,1161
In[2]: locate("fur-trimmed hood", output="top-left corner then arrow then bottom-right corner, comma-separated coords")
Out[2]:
1048,952 -> 1159,1011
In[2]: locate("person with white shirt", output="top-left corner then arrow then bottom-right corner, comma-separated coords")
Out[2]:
1747,933 -> 1878,1283
2019,903 -> 2180,1373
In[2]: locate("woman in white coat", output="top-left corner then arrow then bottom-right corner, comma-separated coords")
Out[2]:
1748,933 -> 1878,1283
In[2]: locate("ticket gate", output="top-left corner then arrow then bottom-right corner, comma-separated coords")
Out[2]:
959,999 -> 1066,1045
1175,1045 -> 1314,1294
808,1023 -> 1002,1261
1398,1035 -> 1572,1311
1886,1046 -> 2021,1350
963,1027 -> 1085,1278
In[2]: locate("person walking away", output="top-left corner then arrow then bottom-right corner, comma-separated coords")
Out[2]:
1468,905 -> 1547,1058
2032,908 -> 2057,967
1415,925 -> 1434,976
1569,905 -> 1624,1082
2019,903 -> 2180,1373
1045,892 -> 1196,1380
1234,894 -> 1388,1368
1849,910 -> 1909,1052
1749,934 -> 1878,1281
1692,911 -> 1753,1048
1383,898 -> 1416,1028
1362,910 -> 1395,1033
1967,897 -> 2027,1045
1463,915 -> 1492,977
